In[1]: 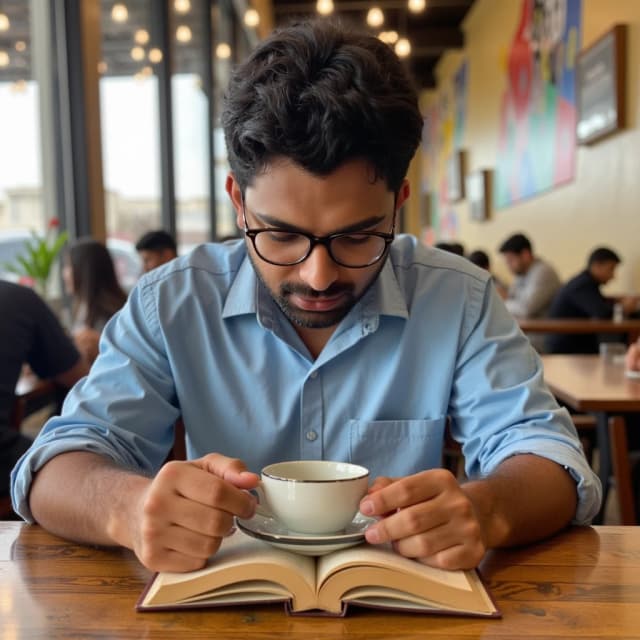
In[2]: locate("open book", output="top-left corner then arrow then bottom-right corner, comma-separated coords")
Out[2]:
137,530 -> 499,617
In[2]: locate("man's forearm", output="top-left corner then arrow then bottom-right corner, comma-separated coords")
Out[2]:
462,454 -> 578,549
29,451 -> 150,549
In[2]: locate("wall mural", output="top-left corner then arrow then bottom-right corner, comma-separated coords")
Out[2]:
495,0 -> 582,208
420,61 -> 468,244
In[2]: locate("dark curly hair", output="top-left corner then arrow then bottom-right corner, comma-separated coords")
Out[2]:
222,19 -> 424,194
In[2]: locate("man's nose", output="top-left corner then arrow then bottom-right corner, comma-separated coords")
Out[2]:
298,244 -> 339,292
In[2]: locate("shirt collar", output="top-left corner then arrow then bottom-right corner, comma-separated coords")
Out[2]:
222,251 -> 409,323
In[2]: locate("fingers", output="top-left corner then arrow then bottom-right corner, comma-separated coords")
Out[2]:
192,453 -> 261,489
361,469 -> 486,570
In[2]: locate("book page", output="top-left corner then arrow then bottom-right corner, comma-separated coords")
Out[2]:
141,531 -> 318,611
317,544 -> 472,591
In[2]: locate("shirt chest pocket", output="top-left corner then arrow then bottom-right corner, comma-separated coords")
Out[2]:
348,418 -> 446,480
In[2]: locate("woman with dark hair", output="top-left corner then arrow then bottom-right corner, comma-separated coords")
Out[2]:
62,238 -> 127,363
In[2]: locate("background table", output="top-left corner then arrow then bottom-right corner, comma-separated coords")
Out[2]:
2,522 -> 640,639
519,317 -> 640,341
542,354 -> 640,524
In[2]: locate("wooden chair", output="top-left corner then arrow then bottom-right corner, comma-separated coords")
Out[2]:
608,416 -> 636,525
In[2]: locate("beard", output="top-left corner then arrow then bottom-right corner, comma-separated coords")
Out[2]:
249,253 -> 387,329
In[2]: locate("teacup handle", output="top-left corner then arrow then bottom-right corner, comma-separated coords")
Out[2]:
251,482 -> 272,518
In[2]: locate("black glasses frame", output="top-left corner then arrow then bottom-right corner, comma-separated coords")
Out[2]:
240,192 -> 397,269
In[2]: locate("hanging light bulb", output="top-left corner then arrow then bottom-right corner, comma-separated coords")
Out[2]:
395,38 -> 411,58
0,50 -> 9,67
378,31 -> 399,44
366,7 -> 384,28
408,0 -> 427,13
97,60 -> 108,74
130,46 -> 145,61
0,13 -> 10,31
111,3 -> 128,23
134,29 -> 149,45
15,40 -> 26,52
174,0 -> 191,14
148,48 -> 163,63
176,25 -> 192,43
244,9 -> 260,28
316,0 -> 334,15
216,42 -> 231,59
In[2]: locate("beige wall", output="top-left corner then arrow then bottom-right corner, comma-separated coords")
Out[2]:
422,0 -> 640,296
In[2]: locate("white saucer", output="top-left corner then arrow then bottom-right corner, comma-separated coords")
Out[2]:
235,512 -> 375,556
625,369 -> 640,379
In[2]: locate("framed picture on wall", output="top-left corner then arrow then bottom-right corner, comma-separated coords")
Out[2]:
465,170 -> 491,221
576,24 -> 627,145
446,150 -> 465,202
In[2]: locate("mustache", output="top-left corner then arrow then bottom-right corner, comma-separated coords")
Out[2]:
280,282 -> 354,298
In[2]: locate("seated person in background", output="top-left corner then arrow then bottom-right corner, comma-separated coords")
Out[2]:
12,19 -> 599,575
62,238 -> 128,365
435,241 -> 465,256
0,281 -> 88,501
546,247 -> 639,354
468,249 -> 508,298
498,233 -> 561,314
135,230 -> 178,273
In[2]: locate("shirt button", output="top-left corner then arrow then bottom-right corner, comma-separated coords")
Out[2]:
309,371 -> 318,379
305,430 -> 318,441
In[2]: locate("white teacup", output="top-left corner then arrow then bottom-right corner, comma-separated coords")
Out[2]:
255,460 -> 369,534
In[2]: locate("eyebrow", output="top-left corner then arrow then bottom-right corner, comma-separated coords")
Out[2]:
250,211 -> 389,235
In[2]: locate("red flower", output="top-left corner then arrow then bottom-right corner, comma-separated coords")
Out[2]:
48,217 -> 60,229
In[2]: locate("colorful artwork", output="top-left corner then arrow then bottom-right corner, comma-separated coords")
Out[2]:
420,61 -> 468,241
495,0 -> 581,208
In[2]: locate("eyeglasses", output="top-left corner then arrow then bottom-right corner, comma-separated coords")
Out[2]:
241,194 -> 396,269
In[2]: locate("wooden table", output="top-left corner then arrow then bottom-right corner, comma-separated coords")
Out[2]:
2,522 -> 640,639
542,354 -> 640,524
519,317 -> 640,340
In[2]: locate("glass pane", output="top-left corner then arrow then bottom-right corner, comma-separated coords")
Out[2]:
171,0 -> 211,254
0,1 -> 46,284
212,1 -> 236,240
99,0 -> 161,286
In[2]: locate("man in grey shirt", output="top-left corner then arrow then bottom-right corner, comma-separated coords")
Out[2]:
498,233 -> 561,351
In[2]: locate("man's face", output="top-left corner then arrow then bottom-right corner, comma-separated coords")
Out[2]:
227,159 -> 408,331
502,250 -> 531,276
591,260 -> 618,285
139,248 -> 175,273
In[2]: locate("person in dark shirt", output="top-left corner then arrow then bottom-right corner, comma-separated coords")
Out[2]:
545,247 -> 639,353
0,281 -> 88,498
135,230 -> 178,274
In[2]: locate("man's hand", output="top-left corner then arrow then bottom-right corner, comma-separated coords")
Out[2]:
130,454 -> 259,573
359,469 -> 486,571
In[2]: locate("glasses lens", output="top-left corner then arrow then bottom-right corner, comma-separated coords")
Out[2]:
330,234 -> 388,267
253,231 -> 311,265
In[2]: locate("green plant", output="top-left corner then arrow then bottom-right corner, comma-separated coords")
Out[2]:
4,218 -> 68,297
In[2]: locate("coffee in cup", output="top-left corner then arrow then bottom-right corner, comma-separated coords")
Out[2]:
255,460 -> 369,534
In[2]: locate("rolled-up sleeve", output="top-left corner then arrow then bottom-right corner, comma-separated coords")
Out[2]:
450,283 -> 602,525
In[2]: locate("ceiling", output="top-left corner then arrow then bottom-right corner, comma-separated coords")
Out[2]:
270,0 -> 475,89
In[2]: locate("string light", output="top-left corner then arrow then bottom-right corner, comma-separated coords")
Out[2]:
111,3 -> 128,23
0,50 -> 9,67
134,29 -> 149,45
366,7 -> 384,28
378,31 -> 399,44
316,0 -> 334,15
130,46 -> 145,61
244,9 -> 260,28
0,13 -> 9,31
408,0 -> 426,12
15,41 -> 26,52
148,48 -> 163,63
174,0 -> 191,14
395,38 -> 411,58
176,25 -> 192,43
215,43 -> 231,59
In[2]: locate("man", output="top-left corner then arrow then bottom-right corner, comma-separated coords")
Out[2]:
1,281 -> 88,500
498,233 -> 560,318
546,247 -> 639,354
135,230 -> 177,273
12,20 -> 599,575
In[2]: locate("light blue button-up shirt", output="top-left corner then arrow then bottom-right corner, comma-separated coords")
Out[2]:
11,235 -> 601,523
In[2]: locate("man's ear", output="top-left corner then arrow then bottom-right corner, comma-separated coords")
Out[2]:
225,173 -> 244,229
395,178 -> 411,210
